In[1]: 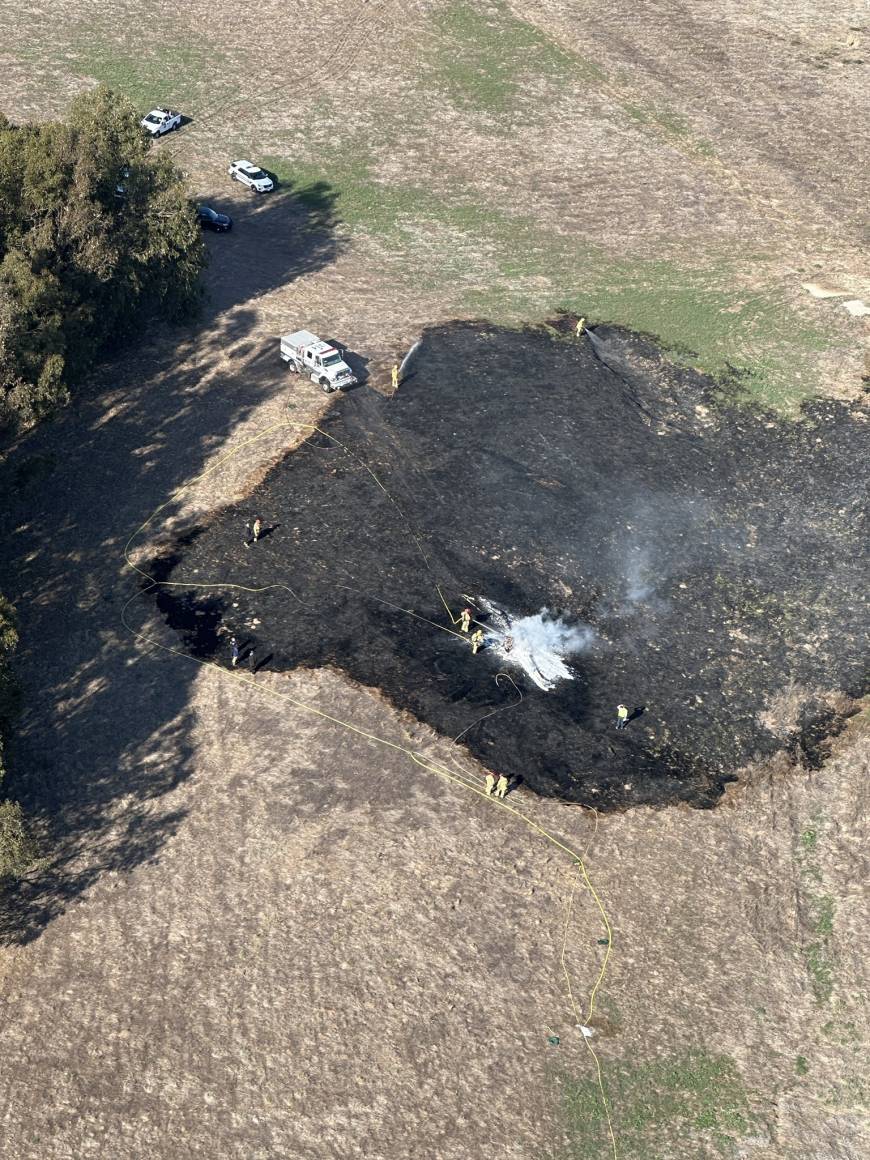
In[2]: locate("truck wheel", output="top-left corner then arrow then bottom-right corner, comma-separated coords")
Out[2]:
319,378 -> 333,392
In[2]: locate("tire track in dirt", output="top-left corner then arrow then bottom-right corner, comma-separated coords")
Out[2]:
508,0 -> 865,267
188,0 -> 399,130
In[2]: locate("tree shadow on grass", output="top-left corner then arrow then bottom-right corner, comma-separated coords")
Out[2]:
198,179 -> 342,323
0,185 -> 343,945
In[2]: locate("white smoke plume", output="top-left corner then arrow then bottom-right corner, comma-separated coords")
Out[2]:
475,599 -> 596,691
624,548 -> 654,604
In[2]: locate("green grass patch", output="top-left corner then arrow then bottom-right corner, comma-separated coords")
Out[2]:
795,1056 -> 809,1076
267,152 -> 838,413
800,827 -> 818,853
464,254 -> 833,413
824,1074 -> 870,1110
67,35 -> 224,110
10,19 -> 229,113
624,104 -> 651,125
796,818 -> 837,1002
264,155 -> 458,234
821,1020 -> 859,1046
427,0 -> 602,114
814,894 -> 835,938
805,891 -> 836,1001
557,1049 -> 756,1158
621,101 -> 716,157
805,940 -> 835,1003
265,154 -> 505,244
655,109 -> 691,136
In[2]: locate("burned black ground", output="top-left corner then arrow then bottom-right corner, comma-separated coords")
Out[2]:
149,322 -> 868,809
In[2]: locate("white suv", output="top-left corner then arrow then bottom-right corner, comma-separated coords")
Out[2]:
141,108 -> 182,136
228,160 -> 274,193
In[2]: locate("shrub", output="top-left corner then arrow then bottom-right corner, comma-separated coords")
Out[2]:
0,800 -> 36,880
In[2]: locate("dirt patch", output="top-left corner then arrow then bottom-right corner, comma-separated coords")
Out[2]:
0,665 -> 867,1159
146,321 -> 869,810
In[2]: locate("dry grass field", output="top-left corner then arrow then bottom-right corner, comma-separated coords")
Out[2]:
6,0 -> 867,404
0,2 -> 868,1157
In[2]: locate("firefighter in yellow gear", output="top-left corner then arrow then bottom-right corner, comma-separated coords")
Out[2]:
471,629 -> 484,655
575,316 -> 586,337
459,606 -> 473,633
484,772 -> 496,796
391,364 -> 399,390
616,703 -> 629,730
495,773 -> 509,799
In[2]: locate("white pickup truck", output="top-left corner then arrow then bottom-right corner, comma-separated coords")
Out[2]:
280,330 -> 358,392
141,108 -> 182,136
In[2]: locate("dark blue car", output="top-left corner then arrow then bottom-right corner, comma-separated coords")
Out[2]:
198,205 -> 233,232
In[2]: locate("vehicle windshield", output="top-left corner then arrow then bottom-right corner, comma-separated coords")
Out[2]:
200,207 -> 216,218
246,168 -> 266,180
321,353 -> 342,367
145,114 -> 161,124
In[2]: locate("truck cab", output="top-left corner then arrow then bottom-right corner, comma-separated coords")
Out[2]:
304,342 -> 342,373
